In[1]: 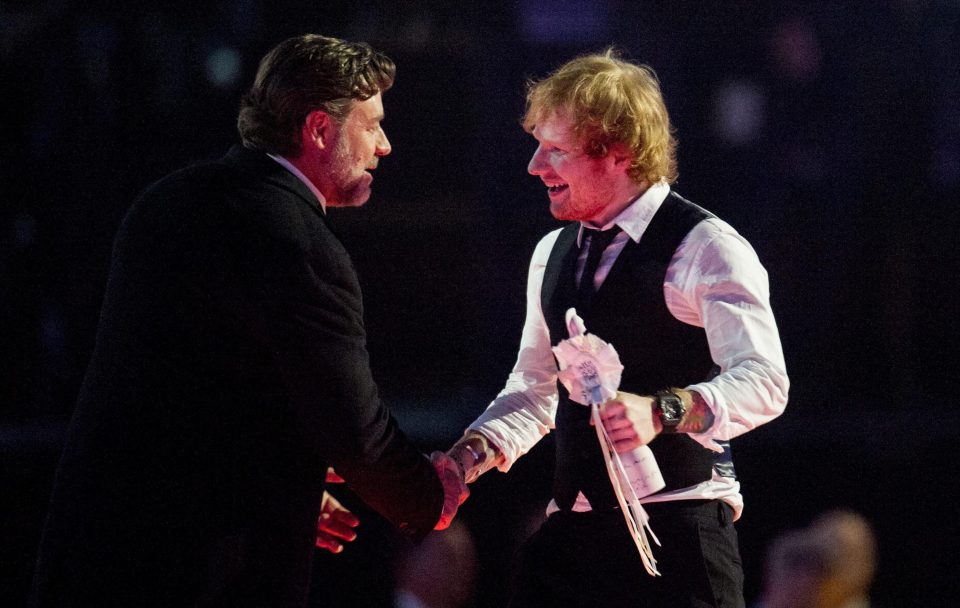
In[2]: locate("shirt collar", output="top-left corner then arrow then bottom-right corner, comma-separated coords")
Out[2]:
267,153 -> 327,213
576,180 -> 671,247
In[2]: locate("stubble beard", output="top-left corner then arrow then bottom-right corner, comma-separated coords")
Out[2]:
328,138 -> 371,207
550,188 -> 610,223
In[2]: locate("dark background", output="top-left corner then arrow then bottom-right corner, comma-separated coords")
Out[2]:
2,1 -> 959,606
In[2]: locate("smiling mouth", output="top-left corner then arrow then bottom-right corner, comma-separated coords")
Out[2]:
547,184 -> 569,195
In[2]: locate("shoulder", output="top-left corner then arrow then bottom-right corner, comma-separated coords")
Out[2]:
529,225 -> 572,268
663,192 -> 754,264
672,216 -> 768,292
131,159 -> 227,209
687,218 -> 761,265
118,160 -> 233,245
126,156 -> 335,260
534,226 -> 566,255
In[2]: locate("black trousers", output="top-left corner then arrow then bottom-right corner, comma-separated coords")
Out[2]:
509,500 -> 744,608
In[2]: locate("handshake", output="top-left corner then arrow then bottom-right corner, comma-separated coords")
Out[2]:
317,434 -> 497,553
430,431 -> 502,530
429,451 -> 470,531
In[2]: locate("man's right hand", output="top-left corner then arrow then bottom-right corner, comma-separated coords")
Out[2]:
430,451 -> 469,530
600,391 -> 659,452
447,431 -> 503,484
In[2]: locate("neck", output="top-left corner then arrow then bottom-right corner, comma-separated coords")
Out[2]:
270,153 -> 329,211
284,154 -> 314,185
586,179 -> 650,228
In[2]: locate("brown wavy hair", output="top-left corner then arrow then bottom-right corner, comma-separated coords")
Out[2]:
237,34 -> 395,156
523,49 -> 678,185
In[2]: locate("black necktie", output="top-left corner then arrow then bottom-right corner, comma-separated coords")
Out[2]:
575,227 -> 621,312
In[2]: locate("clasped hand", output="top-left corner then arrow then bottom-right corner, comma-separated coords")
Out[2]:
315,467 -> 360,554
430,451 -> 469,530
598,391 -> 661,452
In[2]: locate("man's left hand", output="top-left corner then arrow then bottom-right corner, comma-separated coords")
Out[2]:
599,391 -> 661,452
316,491 -> 360,554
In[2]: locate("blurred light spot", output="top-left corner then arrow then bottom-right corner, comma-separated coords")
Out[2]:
519,0 -> 610,44
771,18 -> 822,83
712,80 -> 766,147
205,46 -> 242,89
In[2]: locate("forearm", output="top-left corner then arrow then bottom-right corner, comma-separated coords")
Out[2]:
672,388 -> 715,434
465,387 -> 556,468
605,389 -> 716,451
686,358 -> 789,441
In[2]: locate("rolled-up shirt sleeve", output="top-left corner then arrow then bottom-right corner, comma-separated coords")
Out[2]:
467,230 -> 563,470
665,220 -> 790,451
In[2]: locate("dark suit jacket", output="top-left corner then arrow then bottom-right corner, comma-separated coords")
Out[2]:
30,146 -> 444,607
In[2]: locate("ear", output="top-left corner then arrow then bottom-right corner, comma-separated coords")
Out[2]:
609,144 -> 634,173
302,110 -> 332,150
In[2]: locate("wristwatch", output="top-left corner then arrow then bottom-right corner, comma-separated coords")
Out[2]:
655,390 -> 685,433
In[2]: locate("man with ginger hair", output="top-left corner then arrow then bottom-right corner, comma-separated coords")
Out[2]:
445,51 -> 789,606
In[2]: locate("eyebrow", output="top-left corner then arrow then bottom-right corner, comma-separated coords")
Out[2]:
534,131 -> 562,146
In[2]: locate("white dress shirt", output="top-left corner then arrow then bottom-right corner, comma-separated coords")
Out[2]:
467,182 -> 789,519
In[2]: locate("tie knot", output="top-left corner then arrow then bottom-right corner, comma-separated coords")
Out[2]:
583,227 -> 620,253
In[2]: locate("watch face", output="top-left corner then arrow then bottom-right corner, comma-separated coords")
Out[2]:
659,394 -> 684,425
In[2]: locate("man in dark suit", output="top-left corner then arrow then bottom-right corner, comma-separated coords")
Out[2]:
31,34 -> 466,607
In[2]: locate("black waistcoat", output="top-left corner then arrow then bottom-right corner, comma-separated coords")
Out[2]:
542,192 -> 721,510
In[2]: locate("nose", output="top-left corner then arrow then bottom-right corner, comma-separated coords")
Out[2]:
375,126 -> 391,157
527,144 -> 546,175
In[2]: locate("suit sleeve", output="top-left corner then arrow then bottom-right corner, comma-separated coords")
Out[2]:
258,225 -> 443,540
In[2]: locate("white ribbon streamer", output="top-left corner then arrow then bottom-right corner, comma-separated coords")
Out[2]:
592,403 -> 662,576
